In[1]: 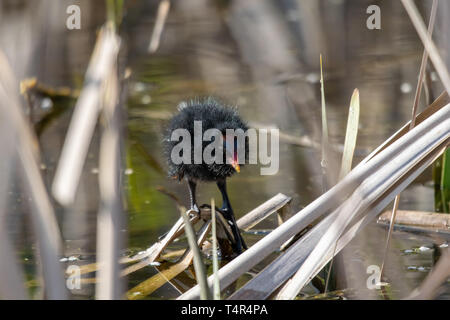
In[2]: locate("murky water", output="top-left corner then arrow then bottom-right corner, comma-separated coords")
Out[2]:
5,0 -> 449,299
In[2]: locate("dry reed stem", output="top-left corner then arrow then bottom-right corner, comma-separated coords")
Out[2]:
149,0 -> 171,53
0,50 -> 66,299
52,24 -> 121,206
95,28 -> 124,299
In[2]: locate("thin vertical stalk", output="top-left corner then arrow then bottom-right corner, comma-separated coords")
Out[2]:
211,199 -> 220,300
95,56 -> 124,299
320,54 -> 329,191
380,194 -> 400,277
181,210 -> 211,300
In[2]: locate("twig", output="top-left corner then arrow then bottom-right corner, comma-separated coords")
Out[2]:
236,193 -> 291,231
380,195 -> 400,278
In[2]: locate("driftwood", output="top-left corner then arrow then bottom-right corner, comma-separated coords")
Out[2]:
378,210 -> 450,231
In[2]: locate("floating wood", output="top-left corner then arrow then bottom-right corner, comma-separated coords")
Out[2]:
378,210 -> 450,230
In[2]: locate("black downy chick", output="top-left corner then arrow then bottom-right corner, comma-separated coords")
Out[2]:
164,97 -> 248,254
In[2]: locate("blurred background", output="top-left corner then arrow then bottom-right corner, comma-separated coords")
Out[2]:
0,0 -> 448,299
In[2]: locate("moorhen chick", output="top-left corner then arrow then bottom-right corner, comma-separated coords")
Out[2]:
164,97 -> 248,254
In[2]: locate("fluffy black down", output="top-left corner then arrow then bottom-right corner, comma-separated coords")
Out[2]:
164,98 -> 248,182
